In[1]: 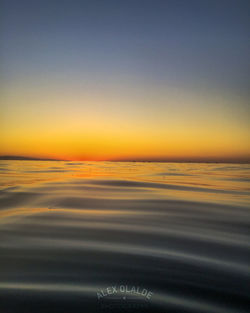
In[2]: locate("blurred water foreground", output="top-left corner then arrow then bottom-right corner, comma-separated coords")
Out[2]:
0,161 -> 249,313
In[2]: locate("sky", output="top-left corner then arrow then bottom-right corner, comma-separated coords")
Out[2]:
1,0 -> 250,162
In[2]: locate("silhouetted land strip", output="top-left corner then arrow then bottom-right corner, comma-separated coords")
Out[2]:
0,155 -> 64,161
0,155 -> 249,164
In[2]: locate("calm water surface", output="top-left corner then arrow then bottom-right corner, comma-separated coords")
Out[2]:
0,161 -> 249,313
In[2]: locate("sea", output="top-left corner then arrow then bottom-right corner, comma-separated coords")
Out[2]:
0,161 -> 249,313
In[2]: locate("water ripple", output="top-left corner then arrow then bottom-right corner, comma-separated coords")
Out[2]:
0,161 -> 249,313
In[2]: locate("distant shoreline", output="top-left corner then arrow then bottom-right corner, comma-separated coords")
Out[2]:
0,156 -> 249,164
0,156 -> 63,161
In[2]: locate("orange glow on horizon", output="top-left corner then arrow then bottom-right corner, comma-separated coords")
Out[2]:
1,84 -> 249,163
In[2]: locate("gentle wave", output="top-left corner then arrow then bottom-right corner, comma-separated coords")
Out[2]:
0,161 -> 249,312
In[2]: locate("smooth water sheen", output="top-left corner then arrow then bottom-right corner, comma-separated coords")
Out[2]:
0,161 -> 249,313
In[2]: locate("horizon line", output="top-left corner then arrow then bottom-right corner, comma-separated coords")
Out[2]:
0,155 -> 249,164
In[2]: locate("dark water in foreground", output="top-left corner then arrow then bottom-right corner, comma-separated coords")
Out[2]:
0,161 -> 249,313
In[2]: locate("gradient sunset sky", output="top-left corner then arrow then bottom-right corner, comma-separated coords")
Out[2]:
1,0 -> 250,161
